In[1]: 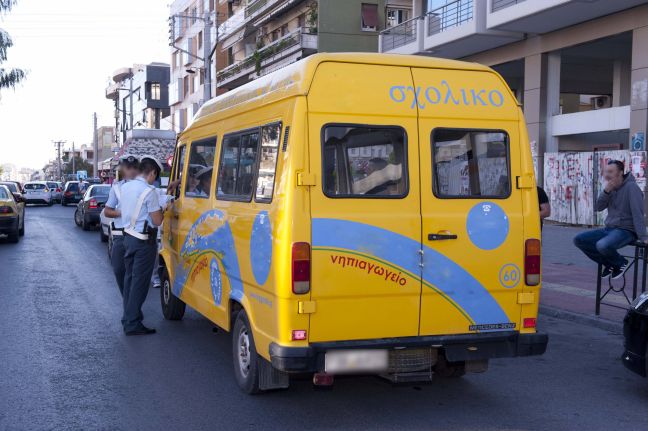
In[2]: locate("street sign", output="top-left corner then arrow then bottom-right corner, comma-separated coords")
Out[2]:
77,170 -> 88,180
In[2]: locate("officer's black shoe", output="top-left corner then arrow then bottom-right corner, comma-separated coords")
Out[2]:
125,326 -> 157,336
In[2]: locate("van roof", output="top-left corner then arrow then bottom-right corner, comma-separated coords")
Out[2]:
190,53 -> 493,131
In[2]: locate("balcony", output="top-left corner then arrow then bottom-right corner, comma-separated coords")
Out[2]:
487,0 -> 648,34
216,28 -> 318,90
218,0 -> 293,46
380,0 -> 522,58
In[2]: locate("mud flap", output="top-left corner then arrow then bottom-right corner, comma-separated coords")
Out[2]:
258,357 -> 290,391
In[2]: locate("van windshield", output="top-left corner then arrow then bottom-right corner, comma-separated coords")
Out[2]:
432,129 -> 510,198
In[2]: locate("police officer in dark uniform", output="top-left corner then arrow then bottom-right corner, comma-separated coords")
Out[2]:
104,154 -> 139,296
119,156 -> 164,335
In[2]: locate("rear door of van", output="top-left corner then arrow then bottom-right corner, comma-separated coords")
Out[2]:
411,67 -> 524,336
307,62 -> 423,342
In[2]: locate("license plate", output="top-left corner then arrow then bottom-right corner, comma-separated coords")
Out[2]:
325,349 -> 388,374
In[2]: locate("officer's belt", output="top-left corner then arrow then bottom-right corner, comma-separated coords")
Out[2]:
124,229 -> 149,240
110,222 -> 124,236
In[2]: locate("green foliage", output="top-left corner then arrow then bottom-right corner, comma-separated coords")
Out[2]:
0,0 -> 26,91
63,156 -> 93,177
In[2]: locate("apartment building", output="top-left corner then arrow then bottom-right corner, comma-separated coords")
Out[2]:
106,63 -> 171,146
216,0 -> 413,91
379,0 -> 648,184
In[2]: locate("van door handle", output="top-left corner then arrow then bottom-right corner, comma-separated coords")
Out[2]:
428,233 -> 458,241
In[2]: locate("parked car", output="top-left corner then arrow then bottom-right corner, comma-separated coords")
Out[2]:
74,184 -> 111,230
0,184 -> 25,243
46,181 -> 62,204
61,181 -> 83,206
622,292 -> 648,377
0,181 -> 25,203
22,181 -> 52,205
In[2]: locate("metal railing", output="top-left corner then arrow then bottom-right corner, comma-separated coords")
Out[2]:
246,0 -> 268,18
380,15 -> 420,52
426,0 -> 473,36
217,27 -> 316,85
492,0 -> 527,12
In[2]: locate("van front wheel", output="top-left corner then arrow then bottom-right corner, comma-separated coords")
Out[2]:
160,266 -> 185,320
232,311 -> 261,394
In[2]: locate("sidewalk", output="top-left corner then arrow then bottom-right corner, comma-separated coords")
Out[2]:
540,223 -> 641,328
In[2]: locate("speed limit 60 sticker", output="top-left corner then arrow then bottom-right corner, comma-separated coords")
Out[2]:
499,263 -> 521,289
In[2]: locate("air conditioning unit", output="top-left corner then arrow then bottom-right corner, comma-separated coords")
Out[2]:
591,96 -> 611,110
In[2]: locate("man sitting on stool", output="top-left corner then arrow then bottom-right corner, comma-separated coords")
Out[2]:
119,156 -> 165,336
574,160 -> 647,280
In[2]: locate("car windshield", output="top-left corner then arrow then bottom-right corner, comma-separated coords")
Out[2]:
0,187 -> 9,199
0,183 -> 18,193
24,183 -> 45,190
90,186 -> 110,197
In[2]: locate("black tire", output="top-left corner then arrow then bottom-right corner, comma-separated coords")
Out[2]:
61,201 -> 67,207
100,228 -> 108,243
74,209 -> 82,227
47,201 -> 53,207
107,234 -> 113,259
160,266 -> 186,320
82,215 -> 90,231
232,310 -> 261,394
7,221 -> 19,244
18,217 -> 24,236
434,355 -> 466,378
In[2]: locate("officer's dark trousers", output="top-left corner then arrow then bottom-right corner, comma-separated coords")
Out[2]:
110,235 -> 126,296
122,234 -> 157,332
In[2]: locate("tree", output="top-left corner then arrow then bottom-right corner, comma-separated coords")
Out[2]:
1,0 -> 26,91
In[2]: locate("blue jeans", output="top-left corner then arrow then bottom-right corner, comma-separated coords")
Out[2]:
573,227 -> 636,268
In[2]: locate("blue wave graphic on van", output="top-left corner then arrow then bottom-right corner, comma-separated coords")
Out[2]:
173,210 -> 243,303
312,218 -> 510,327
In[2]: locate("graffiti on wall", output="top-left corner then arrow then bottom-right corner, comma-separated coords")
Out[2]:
544,150 -> 647,226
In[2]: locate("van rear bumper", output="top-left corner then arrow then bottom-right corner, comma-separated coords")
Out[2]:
269,331 -> 548,373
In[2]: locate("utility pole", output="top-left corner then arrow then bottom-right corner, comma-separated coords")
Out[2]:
169,10 -> 215,104
53,140 -> 66,181
93,112 -> 98,178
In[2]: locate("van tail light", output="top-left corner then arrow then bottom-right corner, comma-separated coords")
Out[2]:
292,242 -> 311,294
525,239 -> 541,286
0,206 -> 14,214
89,198 -> 98,209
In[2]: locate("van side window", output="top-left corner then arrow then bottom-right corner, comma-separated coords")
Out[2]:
255,123 -> 282,203
217,130 -> 260,201
322,125 -> 408,198
432,129 -> 510,198
185,138 -> 217,199
171,145 -> 186,199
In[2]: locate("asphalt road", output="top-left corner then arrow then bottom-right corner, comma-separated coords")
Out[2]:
1,205 -> 648,431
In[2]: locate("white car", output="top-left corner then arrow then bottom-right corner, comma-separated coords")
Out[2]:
23,181 -> 52,206
47,181 -> 62,204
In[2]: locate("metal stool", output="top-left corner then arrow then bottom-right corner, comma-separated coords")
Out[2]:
595,241 -> 648,315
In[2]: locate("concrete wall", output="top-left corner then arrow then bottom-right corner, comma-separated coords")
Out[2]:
318,0 -> 386,53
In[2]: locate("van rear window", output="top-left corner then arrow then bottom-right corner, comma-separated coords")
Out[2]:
322,125 -> 408,198
432,129 -> 510,198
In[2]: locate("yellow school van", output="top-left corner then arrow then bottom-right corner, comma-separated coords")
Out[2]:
159,53 -> 548,393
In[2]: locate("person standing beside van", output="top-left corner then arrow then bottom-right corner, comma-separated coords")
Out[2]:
538,186 -> 550,228
119,156 -> 164,336
574,160 -> 647,280
104,155 -> 139,295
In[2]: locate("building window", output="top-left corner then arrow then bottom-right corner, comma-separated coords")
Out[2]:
183,75 -> 190,97
386,7 -> 410,28
150,82 -> 161,100
198,31 -> 203,50
361,3 -> 379,32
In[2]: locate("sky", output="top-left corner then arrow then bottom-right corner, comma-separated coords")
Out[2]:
0,0 -> 171,170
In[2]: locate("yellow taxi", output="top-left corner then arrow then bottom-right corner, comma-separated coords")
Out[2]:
0,184 -> 25,243
159,53 -> 547,393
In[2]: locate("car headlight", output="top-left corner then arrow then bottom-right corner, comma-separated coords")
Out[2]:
631,292 -> 648,313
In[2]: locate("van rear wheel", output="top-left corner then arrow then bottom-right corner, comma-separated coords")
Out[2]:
160,266 -> 185,320
232,311 -> 261,394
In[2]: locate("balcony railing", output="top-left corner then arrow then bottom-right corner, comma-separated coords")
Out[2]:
246,0 -> 269,18
217,28 -> 317,86
492,0 -> 527,12
426,0 -> 473,36
380,16 -> 420,52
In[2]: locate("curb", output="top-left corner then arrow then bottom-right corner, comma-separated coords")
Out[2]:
539,305 -> 623,333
